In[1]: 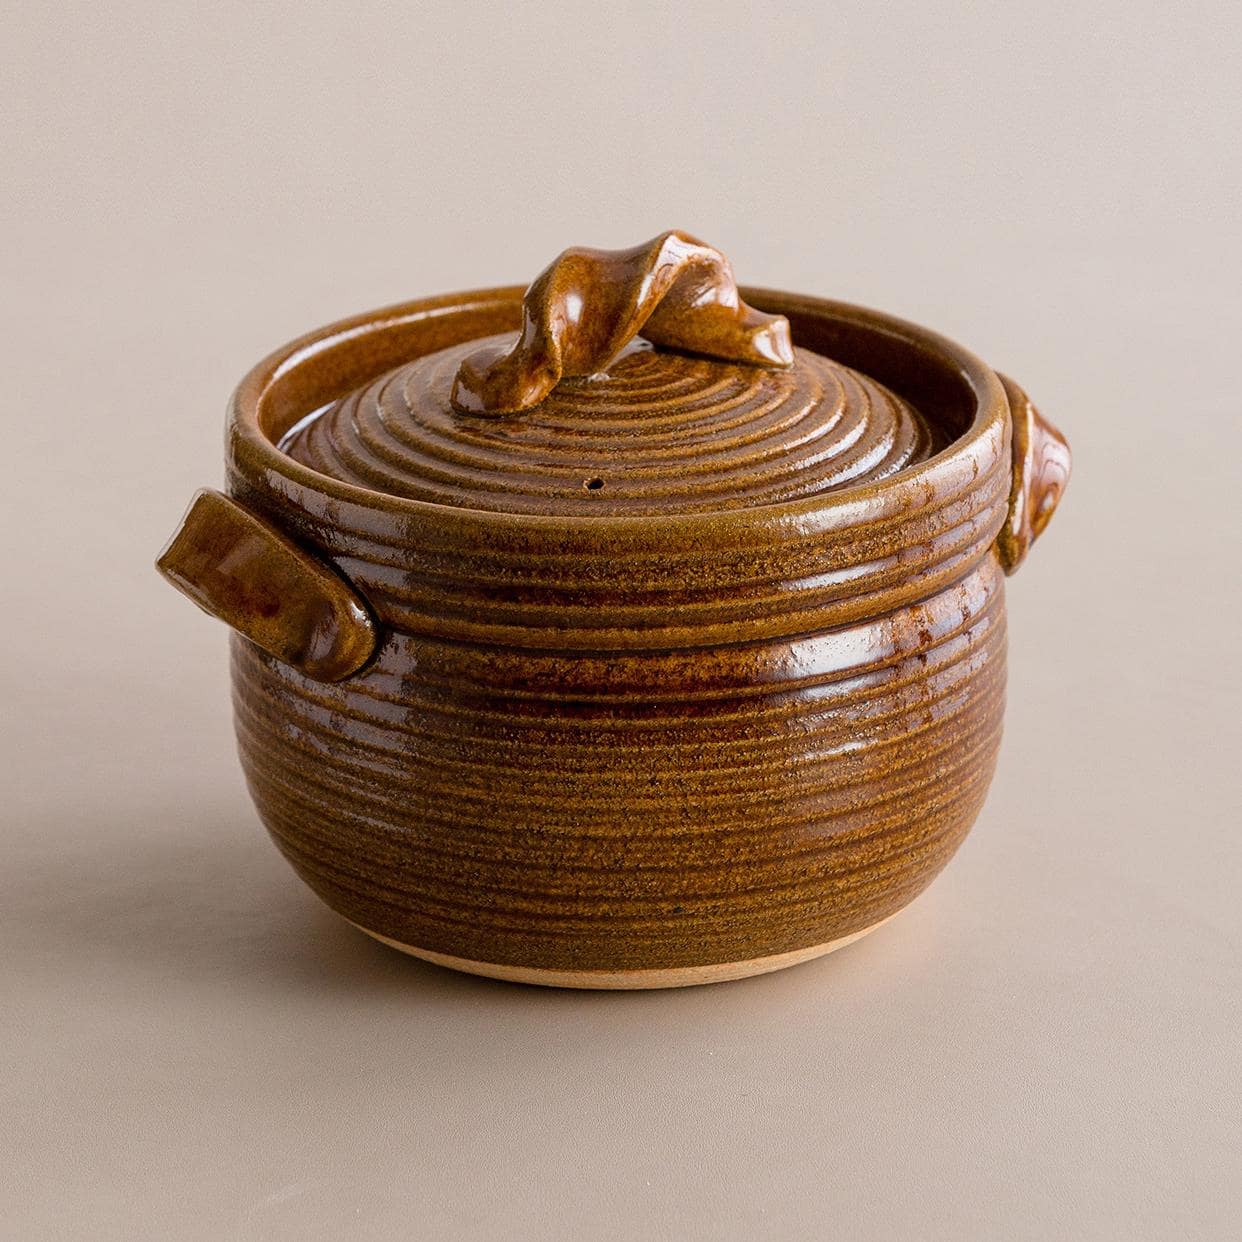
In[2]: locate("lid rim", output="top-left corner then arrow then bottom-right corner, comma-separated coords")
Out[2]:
229,285 -> 1007,537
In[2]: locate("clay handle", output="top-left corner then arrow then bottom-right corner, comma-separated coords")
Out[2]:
451,230 -> 794,415
156,490 -> 378,682
995,375 -> 1072,574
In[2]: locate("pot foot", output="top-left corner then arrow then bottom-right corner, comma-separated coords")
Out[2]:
348,914 -> 896,989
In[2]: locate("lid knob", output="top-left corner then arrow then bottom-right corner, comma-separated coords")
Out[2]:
450,230 -> 793,415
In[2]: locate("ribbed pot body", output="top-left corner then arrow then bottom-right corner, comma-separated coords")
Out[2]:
221,287 -> 1017,976
232,557 -> 1006,972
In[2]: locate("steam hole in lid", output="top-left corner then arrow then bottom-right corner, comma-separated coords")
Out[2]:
584,477 -> 605,492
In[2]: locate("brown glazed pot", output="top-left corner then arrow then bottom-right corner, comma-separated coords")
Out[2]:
158,233 -> 1070,988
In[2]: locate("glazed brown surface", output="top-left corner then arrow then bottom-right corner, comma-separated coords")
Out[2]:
158,239 -> 1069,983
279,338 -> 941,515
157,489 -> 377,681
450,231 -> 793,414
233,555 -> 1006,971
996,373 -> 1073,573
230,286 -> 1016,654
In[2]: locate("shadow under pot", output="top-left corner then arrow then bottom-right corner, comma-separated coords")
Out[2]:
158,231 -> 1070,988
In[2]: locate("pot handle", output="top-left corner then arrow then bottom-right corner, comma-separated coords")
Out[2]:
994,374 -> 1072,575
156,489 -> 378,681
450,230 -> 794,414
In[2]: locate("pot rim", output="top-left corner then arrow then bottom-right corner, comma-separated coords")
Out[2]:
229,285 -> 1009,539
221,287 -> 1013,649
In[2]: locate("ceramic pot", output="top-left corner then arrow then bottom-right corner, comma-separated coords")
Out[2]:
158,232 -> 1070,988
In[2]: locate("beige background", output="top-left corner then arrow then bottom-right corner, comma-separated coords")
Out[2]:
3,2 -> 1239,1238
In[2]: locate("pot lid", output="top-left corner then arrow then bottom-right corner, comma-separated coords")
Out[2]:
279,232 -> 943,516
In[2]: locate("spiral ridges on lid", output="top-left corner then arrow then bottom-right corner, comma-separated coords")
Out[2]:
280,337 -> 940,516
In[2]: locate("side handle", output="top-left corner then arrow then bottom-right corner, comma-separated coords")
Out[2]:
995,375 -> 1071,575
156,490 -> 378,682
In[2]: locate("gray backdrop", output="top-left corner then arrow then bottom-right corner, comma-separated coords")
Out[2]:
3,2 -> 1238,1238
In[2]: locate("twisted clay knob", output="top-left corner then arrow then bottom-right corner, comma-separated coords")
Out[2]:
451,231 -> 794,415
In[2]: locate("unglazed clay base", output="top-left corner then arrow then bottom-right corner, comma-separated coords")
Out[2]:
350,914 -> 895,990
